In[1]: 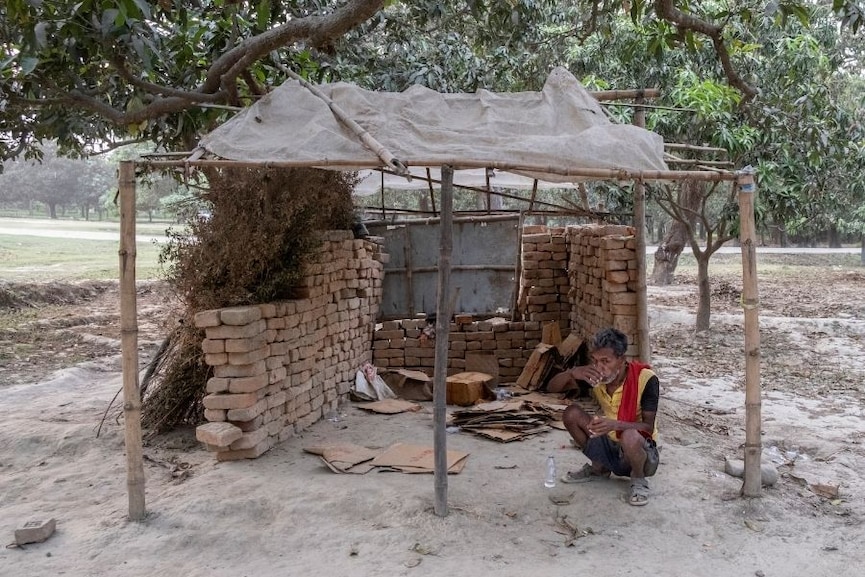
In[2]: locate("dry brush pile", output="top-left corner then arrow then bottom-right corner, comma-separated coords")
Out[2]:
141,166 -> 357,433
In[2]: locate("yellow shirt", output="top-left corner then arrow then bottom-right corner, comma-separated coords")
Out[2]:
591,367 -> 658,441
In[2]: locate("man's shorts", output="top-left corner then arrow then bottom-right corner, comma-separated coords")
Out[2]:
583,435 -> 658,477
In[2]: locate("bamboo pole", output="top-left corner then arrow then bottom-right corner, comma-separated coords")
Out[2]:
664,143 -> 729,154
737,171 -> 762,497
511,210 -> 525,322
433,165 -> 454,517
140,158 -> 737,183
633,98 -> 651,363
118,160 -> 146,520
403,227 -> 415,317
591,88 -> 661,100
282,68 -> 409,176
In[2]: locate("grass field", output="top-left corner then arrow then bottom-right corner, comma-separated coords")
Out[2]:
0,217 -> 860,284
0,228 -> 166,282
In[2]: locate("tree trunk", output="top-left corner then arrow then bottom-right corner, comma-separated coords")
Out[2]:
861,233 -> 864,266
651,221 -> 689,285
48,202 -> 57,219
650,180 -> 702,285
828,225 -> 841,248
695,252 -> 712,331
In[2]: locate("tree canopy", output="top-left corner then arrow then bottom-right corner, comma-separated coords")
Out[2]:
3,0 -> 863,162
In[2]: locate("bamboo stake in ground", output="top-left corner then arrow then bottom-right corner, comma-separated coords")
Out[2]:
119,160 -> 146,520
433,165 -> 454,517
633,97 -> 651,363
737,170 -> 762,497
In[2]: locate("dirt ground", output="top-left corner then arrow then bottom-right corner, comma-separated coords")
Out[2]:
1,254 -> 863,577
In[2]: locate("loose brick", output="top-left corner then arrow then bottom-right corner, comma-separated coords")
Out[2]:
196,422 -> 243,447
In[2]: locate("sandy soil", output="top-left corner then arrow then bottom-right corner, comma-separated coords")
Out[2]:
1,258 -> 863,577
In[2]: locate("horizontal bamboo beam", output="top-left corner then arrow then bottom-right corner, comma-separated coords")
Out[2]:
140,158 -> 737,182
664,142 -> 729,154
591,88 -> 661,101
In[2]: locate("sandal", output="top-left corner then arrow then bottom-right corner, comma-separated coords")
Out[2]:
629,479 -> 649,506
561,463 -> 610,484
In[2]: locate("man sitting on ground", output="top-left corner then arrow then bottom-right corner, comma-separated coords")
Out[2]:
546,327 -> 659,506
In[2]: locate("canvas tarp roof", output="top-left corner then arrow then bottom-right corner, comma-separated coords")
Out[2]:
197,67 -> 668,184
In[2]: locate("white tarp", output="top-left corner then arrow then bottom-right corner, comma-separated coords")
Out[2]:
198,67 -> 667,183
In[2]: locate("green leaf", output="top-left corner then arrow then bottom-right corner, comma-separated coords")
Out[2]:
101,9 -> 119,34
256,0 -> 272,29
34,21 -> 49,49
19,56 -> 39,74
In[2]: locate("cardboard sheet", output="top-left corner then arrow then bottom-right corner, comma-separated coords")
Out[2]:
370,443 -> 469,474
303,443 -> 382,474
356,399 -> 423,414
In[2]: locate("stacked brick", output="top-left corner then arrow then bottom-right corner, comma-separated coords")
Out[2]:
372,319 -> 544,379
193,231 -> 386,461
372,224 -> 642,378
567,224 -> 639,356
518,225 -> 570,331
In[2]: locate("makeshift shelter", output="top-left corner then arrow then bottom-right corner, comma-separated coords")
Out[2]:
120,67 -> 760,520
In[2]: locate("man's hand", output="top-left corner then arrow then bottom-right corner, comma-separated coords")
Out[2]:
587,416 -> 616,437
570,365 -> 603,386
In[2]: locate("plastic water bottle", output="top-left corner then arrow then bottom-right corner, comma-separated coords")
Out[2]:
544,455 -> 556,488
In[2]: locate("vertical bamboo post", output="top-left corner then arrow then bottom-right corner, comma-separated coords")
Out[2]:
119,160 -> 146,520
737,170 -> 762,497
403,226 -> 415,318
379,171 -> 386,220
633,97 -> 651,362
433,165 -> 454,517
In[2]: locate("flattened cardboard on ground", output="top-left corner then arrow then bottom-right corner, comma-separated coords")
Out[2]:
356,399 -> 423,414
471,426 -> 552,442
302,443 -> 381,474
370,443 -> 469,474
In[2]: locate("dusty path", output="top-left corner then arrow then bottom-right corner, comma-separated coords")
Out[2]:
0,258 -> 863,577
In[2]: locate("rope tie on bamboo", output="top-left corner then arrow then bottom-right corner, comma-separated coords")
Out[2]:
741,297 -> 759,310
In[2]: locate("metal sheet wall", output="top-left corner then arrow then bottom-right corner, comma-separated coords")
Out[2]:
368,216 -> 520,319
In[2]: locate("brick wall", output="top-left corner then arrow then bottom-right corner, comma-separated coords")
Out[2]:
372,224 -> 642,376
373,318 -> 544,379
566,224 -> 640,356
193,231 -> 386,461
